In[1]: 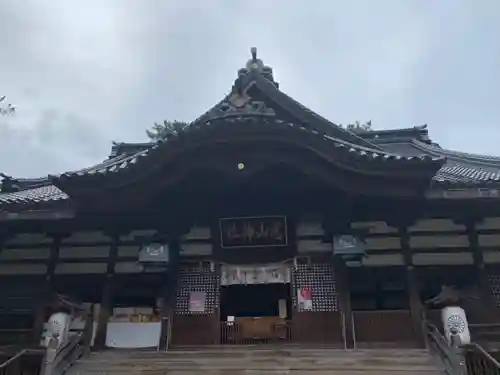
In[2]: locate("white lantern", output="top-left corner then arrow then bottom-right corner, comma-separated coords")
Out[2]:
441,306 -> 471,345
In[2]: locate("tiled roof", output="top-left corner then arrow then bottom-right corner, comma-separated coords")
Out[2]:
0,124 -> 498,208
56,116 -> 441,182
0,184 -> 67,205
0,151 -> 145,206
370,127 -> 500,185
0,119 -> 443,208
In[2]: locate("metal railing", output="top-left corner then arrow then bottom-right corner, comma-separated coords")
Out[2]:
423,321 -> 466,375
464,343 -> 500,375
219,320 -> 292,345
0,348 -> 37,375
40,313 -> 93,375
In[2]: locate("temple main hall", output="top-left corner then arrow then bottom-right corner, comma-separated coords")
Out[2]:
1,48 -> 500,351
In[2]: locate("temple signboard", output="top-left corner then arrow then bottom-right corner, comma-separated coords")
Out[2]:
220,216 -> 287,248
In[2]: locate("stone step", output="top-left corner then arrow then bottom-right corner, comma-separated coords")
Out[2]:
89,349 -> 433,360
67,370 -> 440,375
75,360 -> 436,367
66,348 -> 442,375
74,363 -> 435,372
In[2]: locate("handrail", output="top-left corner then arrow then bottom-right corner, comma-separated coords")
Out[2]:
40,312 -> 93,375
467,343 -> 500,368
0,348 -> 28,368
0,348 -> 38,375
463,342 -> 500,375
423,320 -> 465,375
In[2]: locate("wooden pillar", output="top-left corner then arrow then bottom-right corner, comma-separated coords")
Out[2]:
32,234 -> 62,345
399,226 -> 425,347
158,236 -> 181,350
333,256 -> 354,349
158,267 -> 179,350
324,209 -> 355,349
467,221 -> 498,318
93,234 -> 119,350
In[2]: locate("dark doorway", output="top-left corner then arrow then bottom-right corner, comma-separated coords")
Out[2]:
349,267 -> 409,311
220,283 -> 292,320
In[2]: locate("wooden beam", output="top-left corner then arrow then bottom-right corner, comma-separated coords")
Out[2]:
399,226 -> 425,348
426,187 -> 500,200
0,210 -> 75,221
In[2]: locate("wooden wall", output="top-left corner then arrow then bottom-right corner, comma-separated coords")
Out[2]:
2,214 -> 500,347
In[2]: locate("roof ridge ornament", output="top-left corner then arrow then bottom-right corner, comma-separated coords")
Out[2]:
236,47 -> 277,87
246,47 -> 265,73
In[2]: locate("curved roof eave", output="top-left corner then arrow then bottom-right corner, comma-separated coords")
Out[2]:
411,140 -> 500,169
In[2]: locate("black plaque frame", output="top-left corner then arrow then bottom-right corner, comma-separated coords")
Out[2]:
219,215 -> 288,249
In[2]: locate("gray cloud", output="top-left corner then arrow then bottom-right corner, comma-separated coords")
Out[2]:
0,0 -> 499,177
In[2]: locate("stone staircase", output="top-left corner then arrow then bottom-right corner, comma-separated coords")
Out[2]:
66,346 -> 444,375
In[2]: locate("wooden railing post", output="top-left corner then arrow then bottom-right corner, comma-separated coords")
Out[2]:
81,311 -> 94,357
40,336 -> 58,375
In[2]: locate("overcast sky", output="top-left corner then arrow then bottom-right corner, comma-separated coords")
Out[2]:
0,0 -> 499,177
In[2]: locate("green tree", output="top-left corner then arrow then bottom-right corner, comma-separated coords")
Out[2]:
0,96 -> 15,115
146,120 -> 189,142
342,120 -> 373,133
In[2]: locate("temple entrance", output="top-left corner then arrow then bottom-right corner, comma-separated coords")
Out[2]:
218,263 -> 292,344
220,283 -> 291,319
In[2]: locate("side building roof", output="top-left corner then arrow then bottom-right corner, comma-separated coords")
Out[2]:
362,125 -> 500,184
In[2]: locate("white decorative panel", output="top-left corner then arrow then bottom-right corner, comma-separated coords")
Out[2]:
184,227 -> 211,240
55,262 -> 107,274
351,221 -> 398,234
296,221 -> 323,237
365,237 -> 401,250
59,246 -> 110,259
362,254 -> 404,266
413,252 -> 474,265
114,262 -> 142,273
409,219 -> 465,232
120,229 -> 157,242
62,231 -> 112,243
0,247 -> 50,260
6,233 -> 52,245
297,239 -> 331,253
181,243 -> 212,256
477,217 -> 500,230
0,263 -> 47,275
118,246 -> 139,257
483,251 -> 500,264
410,235 -> 469,249
478,234 -> 500,247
